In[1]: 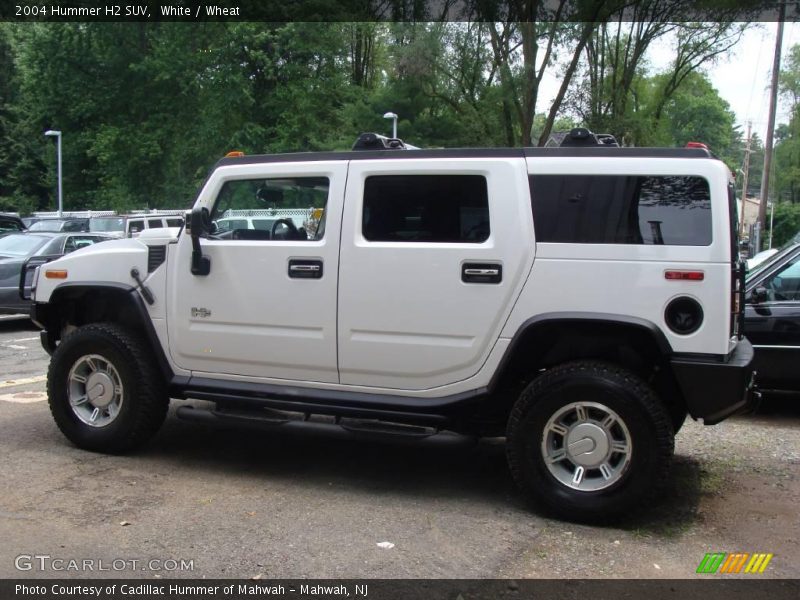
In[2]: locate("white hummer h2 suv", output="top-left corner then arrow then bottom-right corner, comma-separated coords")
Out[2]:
29,130 -> 756,522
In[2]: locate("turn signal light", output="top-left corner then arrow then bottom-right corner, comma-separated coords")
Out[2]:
45,270 -> 68,279
225,151 -> 245,157
665,270 -> 704,281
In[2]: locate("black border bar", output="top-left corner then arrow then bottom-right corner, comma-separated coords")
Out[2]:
1,1 -> 799,23
3,579 -> 800,600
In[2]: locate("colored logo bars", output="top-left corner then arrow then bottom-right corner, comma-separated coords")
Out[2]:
697,552 -> 774,574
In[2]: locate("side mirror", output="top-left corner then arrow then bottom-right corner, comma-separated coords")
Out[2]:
751,286 -> 768,304
190,206 -> 211,237
189,206 -> 211,276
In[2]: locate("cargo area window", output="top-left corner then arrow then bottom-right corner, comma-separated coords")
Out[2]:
529,175 -> 712,246
362,175 -> 490,243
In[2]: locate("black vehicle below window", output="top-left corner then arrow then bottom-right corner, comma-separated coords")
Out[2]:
0,214 -> 26,237
745,242 -> 800,393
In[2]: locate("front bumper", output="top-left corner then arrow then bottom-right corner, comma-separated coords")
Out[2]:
30,302 -> 57,355
670,338 -> 757,425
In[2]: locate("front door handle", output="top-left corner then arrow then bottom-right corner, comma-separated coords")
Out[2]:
462,262 -> 502,284
289,259 -> 323,279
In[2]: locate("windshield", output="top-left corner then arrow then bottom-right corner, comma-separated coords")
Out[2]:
29,220 -> 65,232
0,234 -> 47,257
90,217 -> 125,232
747,241 -> 800,279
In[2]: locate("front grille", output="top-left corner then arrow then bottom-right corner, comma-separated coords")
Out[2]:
147,245 -> 166,273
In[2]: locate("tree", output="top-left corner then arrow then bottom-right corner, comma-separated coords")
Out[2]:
658,71 -> 738,158
568,3 -> 748,146
774,44 -> 800,204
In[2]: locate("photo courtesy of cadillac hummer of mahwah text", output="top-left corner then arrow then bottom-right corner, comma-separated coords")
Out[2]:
27,130 -> 757,523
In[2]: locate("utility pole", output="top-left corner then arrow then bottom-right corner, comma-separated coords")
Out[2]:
44,130 -> 63,218
758,4 -> 785,238
740,120 -> 752,237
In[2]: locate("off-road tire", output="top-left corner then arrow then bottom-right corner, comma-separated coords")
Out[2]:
506,360 -> 674,523
47,323 -> 168,453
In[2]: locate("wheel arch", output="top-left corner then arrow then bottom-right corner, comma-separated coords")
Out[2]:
33,282 -> 173,381
483,312 -> 684,423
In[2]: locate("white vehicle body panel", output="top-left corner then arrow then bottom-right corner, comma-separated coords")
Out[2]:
504,157 -> 733,356
167,161 -> 347,383
337,158 -> 534,390
34,152 -> 740,399
35,238 -> 148,300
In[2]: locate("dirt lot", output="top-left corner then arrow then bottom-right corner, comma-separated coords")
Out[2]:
1,314 -> 798,579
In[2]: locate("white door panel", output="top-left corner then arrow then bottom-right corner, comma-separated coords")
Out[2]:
168,161 -> 346,383
338,158 -> 534,390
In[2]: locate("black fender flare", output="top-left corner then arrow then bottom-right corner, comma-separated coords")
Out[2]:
488,312 -> 673,394
32,282 -> 173,381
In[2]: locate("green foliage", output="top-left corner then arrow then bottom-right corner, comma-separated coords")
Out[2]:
0,21 -> 760,214
658,71 -> 738,159
774,45 -> 800,205
770,202 -> 800,248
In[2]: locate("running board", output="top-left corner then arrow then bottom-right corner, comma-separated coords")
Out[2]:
175,405 -> 473,446
179,386 -> 452,427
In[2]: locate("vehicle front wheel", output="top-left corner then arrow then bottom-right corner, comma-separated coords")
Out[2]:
506,361 -> 674,523
47,323 -> 168,453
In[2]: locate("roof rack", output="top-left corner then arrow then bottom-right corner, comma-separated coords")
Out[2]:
352,132 -> 419,151
560,128 -> 619,147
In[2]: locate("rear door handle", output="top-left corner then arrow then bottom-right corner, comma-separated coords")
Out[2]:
288,259 -> 323,279
462,262 -> 502,284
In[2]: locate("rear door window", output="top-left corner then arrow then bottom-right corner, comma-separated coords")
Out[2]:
362,175 -> 490,243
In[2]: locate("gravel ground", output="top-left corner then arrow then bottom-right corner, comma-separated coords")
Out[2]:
507,404 -> 800,578
1,315 -> 798,579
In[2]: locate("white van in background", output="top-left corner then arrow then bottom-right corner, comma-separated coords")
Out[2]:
90,215 -> 184,237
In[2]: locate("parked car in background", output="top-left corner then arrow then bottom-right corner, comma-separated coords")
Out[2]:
746,247 -> 779,271
745,242 -> 800,394
126,215 -> 184,237
0,214 -> 26,238
89,216 -> 126,238
88,214 -> 184,238
0,232 -> 113,314
27,218 -> 90,233
215,216 -> 280,233
21,217 -> 40,228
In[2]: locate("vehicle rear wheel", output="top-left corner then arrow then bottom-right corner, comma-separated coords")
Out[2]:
47,323 -> 168,453
506,361 -> 674,523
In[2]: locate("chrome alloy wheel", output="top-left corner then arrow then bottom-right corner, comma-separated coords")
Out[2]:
67,354 -> 124,428
541,401 -> 632,492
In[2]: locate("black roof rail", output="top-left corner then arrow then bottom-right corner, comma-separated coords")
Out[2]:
560,127 -> 619,147
353,132 -> 417,151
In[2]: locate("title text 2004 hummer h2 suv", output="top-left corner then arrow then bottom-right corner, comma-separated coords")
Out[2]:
29,131 -> 756,522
